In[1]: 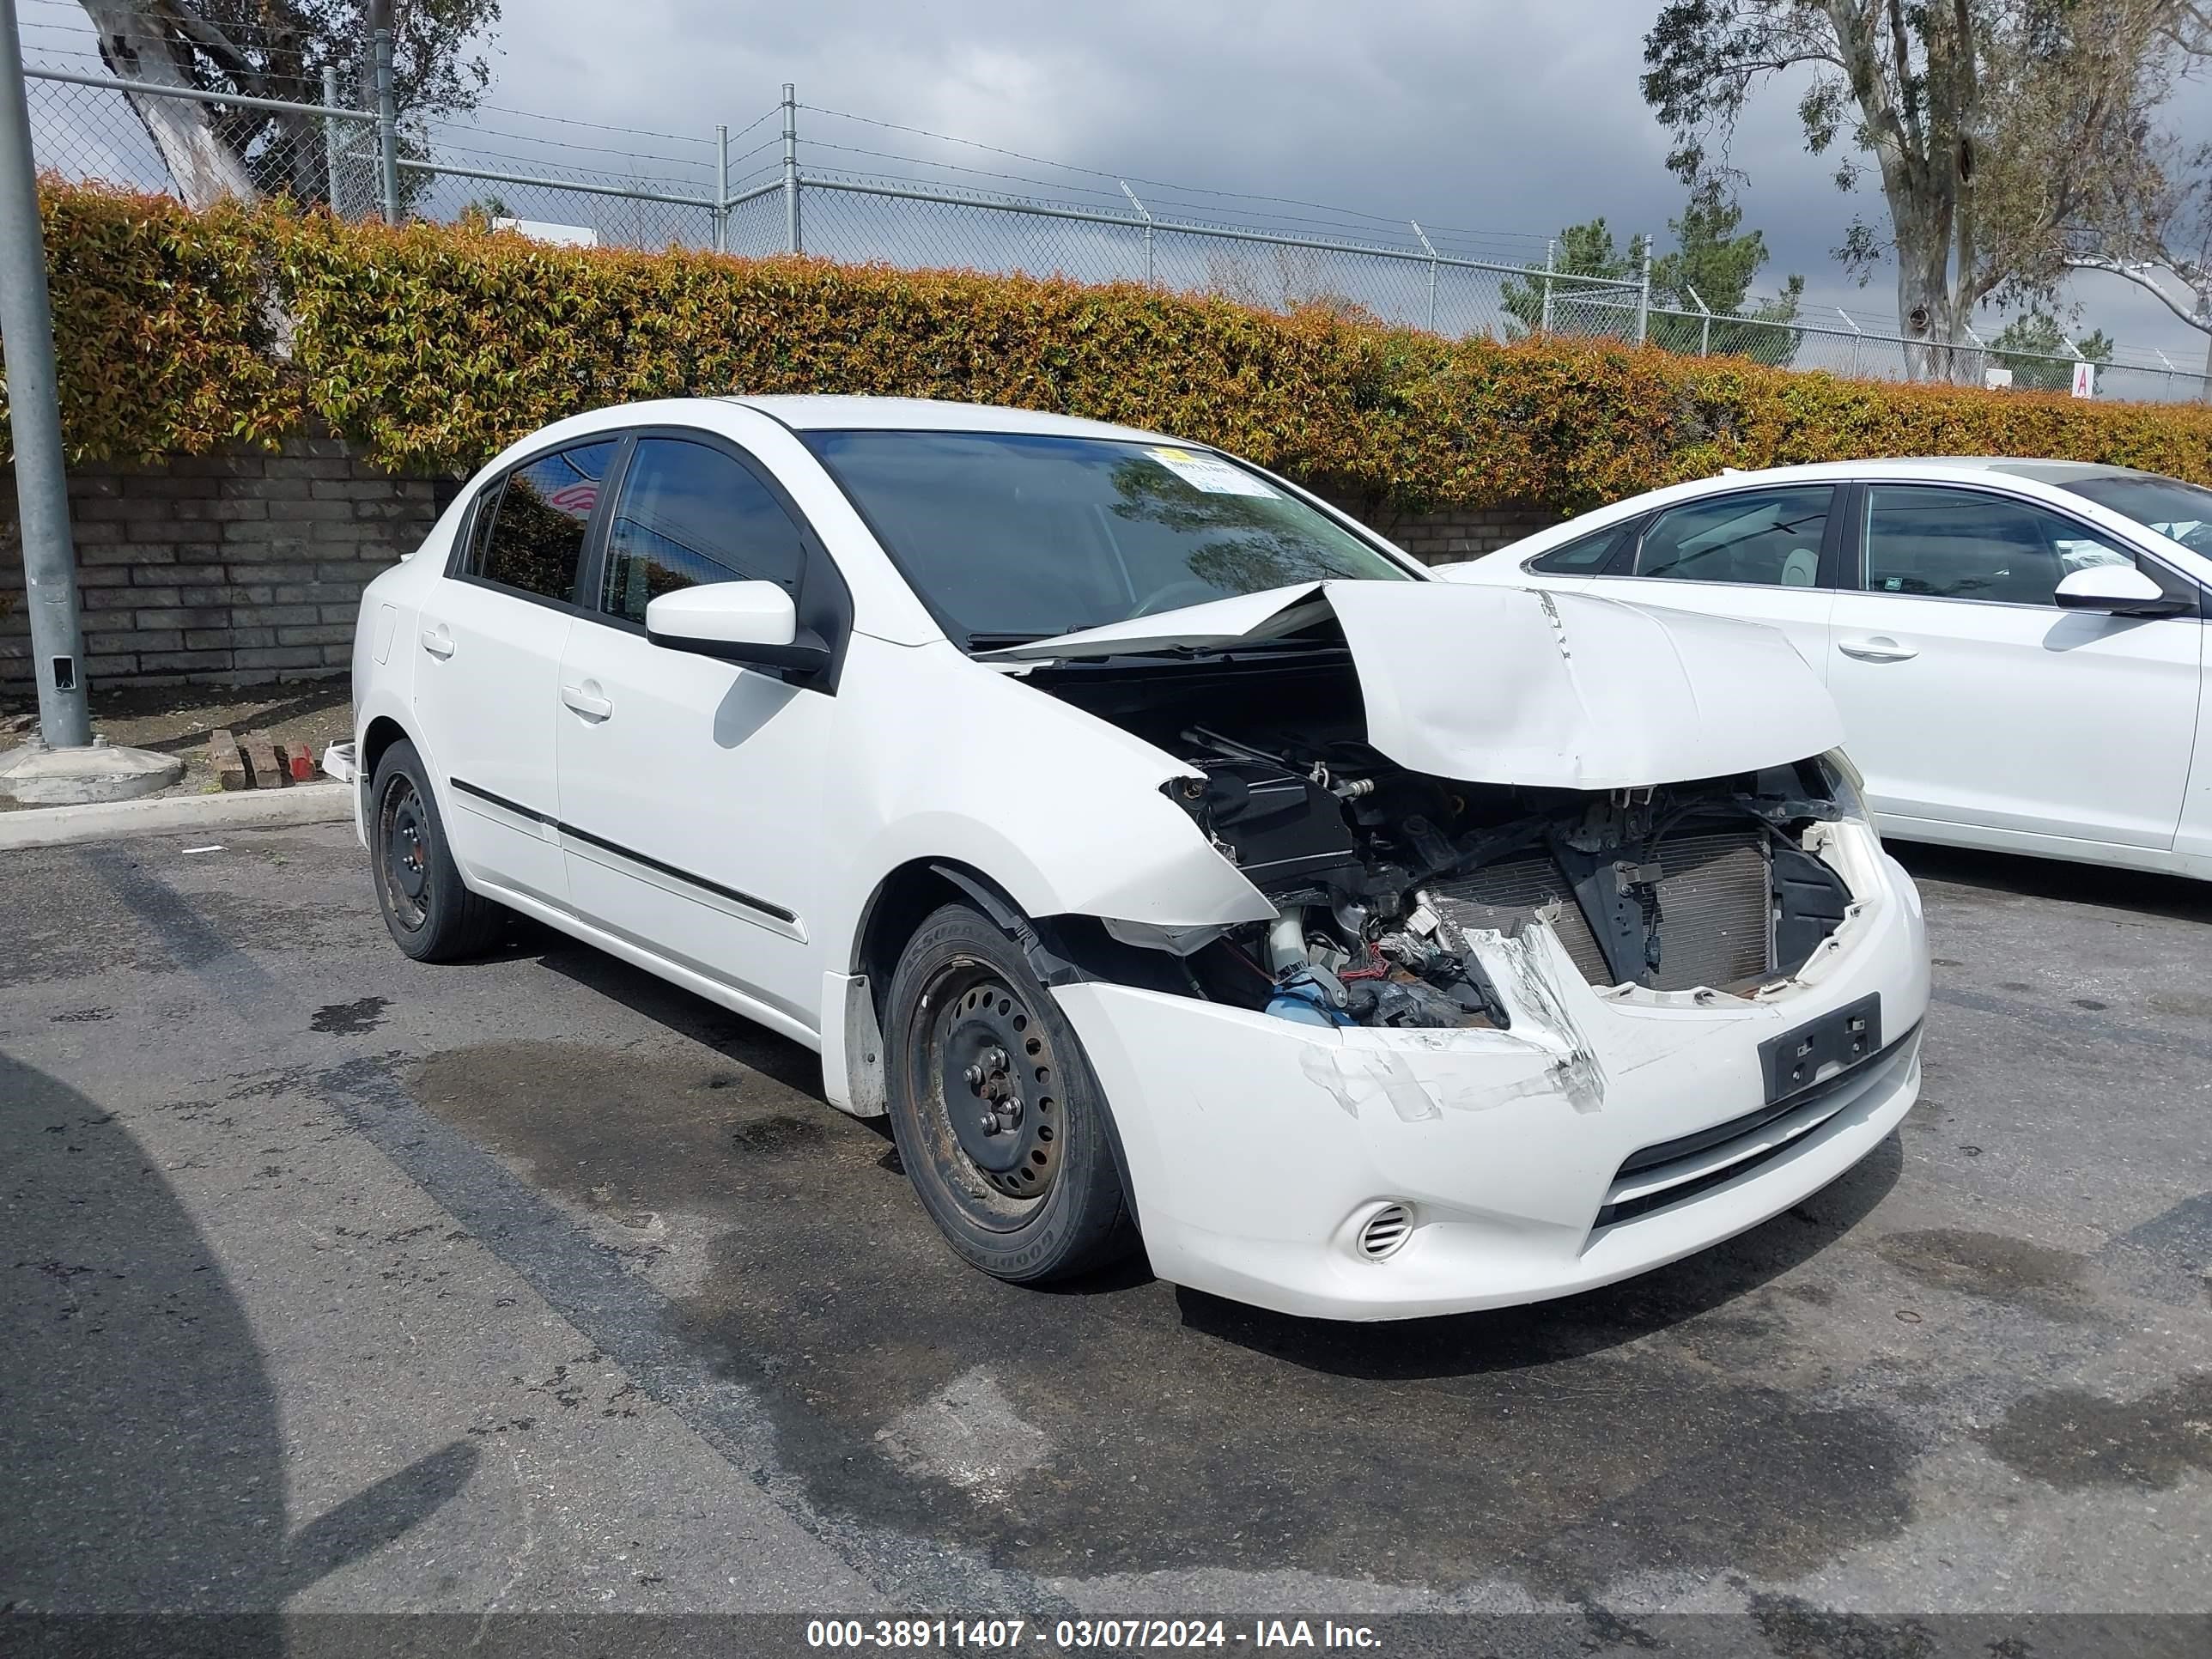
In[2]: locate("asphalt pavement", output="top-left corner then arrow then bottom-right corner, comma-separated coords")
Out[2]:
3,822 -> 2208,1655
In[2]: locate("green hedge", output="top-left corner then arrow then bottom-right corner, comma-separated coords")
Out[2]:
7,182 -> 2210,513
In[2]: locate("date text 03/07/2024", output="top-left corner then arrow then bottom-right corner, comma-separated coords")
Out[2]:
803,1618 -> 1382,1650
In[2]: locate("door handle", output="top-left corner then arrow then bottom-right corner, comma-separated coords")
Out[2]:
1837,635 -> 1918,663
561,682 -> 613,721
420,623 -> 454,659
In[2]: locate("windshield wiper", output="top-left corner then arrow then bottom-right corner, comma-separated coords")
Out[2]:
963,630 -> 1054,650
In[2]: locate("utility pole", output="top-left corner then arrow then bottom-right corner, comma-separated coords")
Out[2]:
1539,238 -> 1555,336
0,0 -> 88,748
0,0 -> 180,800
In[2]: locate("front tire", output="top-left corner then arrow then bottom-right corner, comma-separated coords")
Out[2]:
368,738 -> 506,962
884,902 -> 1136,1284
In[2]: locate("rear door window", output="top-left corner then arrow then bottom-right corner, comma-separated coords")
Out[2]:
1633,487 -> 1834,587
461,441 -> 617,604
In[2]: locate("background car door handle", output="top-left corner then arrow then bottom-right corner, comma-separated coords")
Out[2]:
1838,636 -> 1919,663
562,683 -> 613,720
420,623 -> 454,659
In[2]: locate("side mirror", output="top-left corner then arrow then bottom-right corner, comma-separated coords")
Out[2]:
2052,563 -> 2185,617
646,580 -> 830,674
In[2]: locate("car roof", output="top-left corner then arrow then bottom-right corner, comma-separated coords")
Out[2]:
720,394 -> 1173,444
1679,457 -> 2165,488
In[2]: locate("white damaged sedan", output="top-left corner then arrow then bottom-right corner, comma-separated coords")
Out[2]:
340,396 -> 1929,1321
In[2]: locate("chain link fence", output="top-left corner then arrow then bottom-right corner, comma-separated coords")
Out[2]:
19,43 -> 2211,404
25,62 -> 380,217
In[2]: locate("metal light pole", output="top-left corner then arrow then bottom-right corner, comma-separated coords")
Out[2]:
0,0 -> 90,748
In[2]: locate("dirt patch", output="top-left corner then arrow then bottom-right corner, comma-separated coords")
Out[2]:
2149,993 -> 2212,1021
1983,1373 -> 2212,1491
0,681 -> 349,810
1873,1228 -> 2094,1322
312,995 -> 390,1036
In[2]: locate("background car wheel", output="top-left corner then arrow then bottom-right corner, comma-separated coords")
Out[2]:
368,738 -> 507,963
884,901 -> 1136,1284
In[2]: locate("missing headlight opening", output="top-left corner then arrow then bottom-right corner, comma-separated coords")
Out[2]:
1034,644 -> 1857,1030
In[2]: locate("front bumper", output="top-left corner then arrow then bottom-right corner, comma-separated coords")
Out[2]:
1054,825 -> 1929,1322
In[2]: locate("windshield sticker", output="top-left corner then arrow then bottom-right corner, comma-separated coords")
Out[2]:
1146,447 -> 1280,498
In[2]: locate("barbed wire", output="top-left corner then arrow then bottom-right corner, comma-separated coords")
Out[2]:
797,101 -> 1555,251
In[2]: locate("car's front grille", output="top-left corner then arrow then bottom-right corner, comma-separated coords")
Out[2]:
1429,825 -> 1773,991
1591,1024 -> 1921,1230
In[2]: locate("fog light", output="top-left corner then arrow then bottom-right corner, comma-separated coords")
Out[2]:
1355,1203 -> 1414,1261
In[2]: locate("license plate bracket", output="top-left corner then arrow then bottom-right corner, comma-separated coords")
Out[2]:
1759,993 -> 1881,1103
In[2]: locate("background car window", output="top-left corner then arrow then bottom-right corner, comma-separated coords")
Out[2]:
600,439 -> 807,624
1634,487 -> 1832,586
467,441 -> 616,603
1863,486 -> 2132,605
2058,472 -> 2212,558
1527,523 -> 1624,574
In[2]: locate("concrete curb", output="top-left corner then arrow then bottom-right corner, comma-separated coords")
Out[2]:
0,782 -> 355,851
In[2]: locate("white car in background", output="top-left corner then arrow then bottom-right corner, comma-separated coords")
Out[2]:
1441,459 -> 2212,882
340,397 -> 1927,1321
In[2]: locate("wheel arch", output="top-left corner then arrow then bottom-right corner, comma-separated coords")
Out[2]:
846,856 -> 1146,1231
852,858 -> 1022,1019
355,711 -> 418,839
361,713 -> 412,788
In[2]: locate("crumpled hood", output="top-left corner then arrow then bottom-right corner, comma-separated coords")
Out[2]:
981,580 -> 1845,791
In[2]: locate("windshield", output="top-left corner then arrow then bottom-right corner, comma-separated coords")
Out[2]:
802,430 -> 1415,646
2059,473 -> 2212,557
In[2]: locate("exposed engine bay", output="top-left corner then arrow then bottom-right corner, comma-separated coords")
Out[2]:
1030,641 -> 1858,1031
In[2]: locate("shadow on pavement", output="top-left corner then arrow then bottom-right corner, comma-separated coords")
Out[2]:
1890,839 -> 2212,922
531,931 -> 829,1101
0,1053 -> 478,1629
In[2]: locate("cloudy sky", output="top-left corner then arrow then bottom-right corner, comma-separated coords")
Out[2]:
20,0 -> 2211,368
466,0 -> 2209,364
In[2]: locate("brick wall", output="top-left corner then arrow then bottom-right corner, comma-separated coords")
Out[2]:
0,439 -> 444,688
1355,501 -> 1564,567
1,445 -> 1555,690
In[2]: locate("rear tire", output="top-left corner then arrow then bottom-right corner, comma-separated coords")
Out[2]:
884,902 -> 1136,1284
368,738 -> 506,963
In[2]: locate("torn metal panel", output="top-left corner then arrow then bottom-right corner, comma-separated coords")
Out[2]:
986,580 -> 1845,792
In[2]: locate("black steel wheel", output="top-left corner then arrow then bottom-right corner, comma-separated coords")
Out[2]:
378,772 -> 433,933
885,902 -> 1136,1283
368,738 -> 506,963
